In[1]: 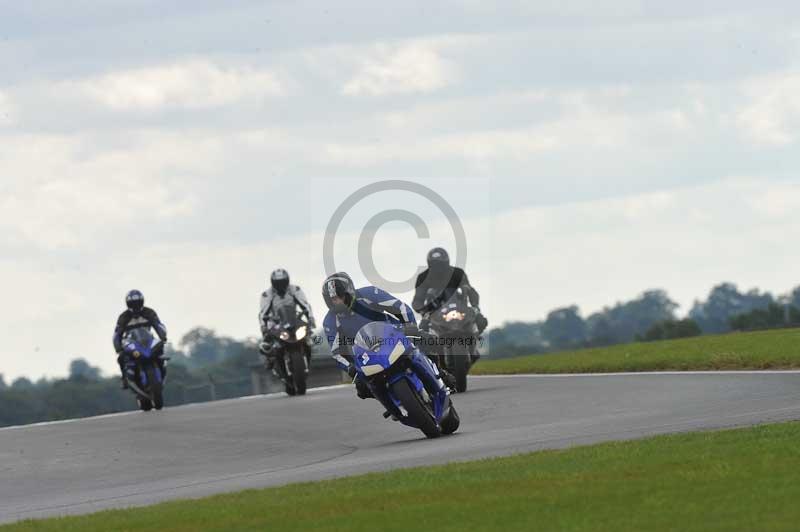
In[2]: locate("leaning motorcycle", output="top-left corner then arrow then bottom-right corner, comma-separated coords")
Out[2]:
266,301 -> 312,396
427,288 -> 480,393
122,328 -> 169,411
352,321 -> 460,439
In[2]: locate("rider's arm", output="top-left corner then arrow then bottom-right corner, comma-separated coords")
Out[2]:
293,287 -> 316,327
323,313 -> 351,371
364,286 -> 417,325
258,293 -> 270,336
411,271 -> 429,314
259,292 -> 279,336
144,308 -> 168,341
112,314 -> 126,353
459,271 -> 481,308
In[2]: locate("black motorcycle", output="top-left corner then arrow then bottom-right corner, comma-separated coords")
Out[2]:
265,301 -> 312,396
426,288 -> 480,393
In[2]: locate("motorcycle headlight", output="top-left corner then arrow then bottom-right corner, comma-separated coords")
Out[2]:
445,311 -> 465,322
361,364 -> 385,376
133,350 -> 141,359
295,326 -> 308,340
389,342 -> 406,365
280,331 -> 290,341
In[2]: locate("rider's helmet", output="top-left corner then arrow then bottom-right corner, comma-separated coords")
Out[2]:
271,269 -> 290,297
322,272 -> 356,316
427,247 -> 451,275
126,290 -> 145,313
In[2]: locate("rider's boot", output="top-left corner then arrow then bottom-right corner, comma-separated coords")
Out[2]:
470,346 -> 481,363
117,355 -> 129,389
355,377 -> 374,400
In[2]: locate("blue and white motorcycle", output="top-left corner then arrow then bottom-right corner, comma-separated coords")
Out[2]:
122,328 -> 169,412
352,322 -> 460,439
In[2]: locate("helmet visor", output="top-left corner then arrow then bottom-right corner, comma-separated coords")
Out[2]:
272,278 -> 289,295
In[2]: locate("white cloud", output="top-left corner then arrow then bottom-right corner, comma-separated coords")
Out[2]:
748,180 -> 800,217
321,86 -> 707,168
737,72 -> 800,146
0,90 -> 14,126
0,132 -> 207,250
447,0 -> 644,18
67,59 -> 285,111
342,42 -> 458,96
321,127 -> 562,167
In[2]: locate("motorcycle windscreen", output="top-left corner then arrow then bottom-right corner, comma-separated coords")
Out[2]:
275,300 -> 298,328
444,288 -> 470,310
353,322 -> 413,376
124,328 -> 156,354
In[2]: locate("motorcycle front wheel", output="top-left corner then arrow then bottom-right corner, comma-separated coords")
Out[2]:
289,346 -> 308,396
138,397 -> 153,412
143,366 -> 164,410
450,343 -> 469,393
390,379 -> 441,439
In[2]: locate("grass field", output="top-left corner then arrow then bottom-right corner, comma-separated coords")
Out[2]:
5,422 -> 800,532
474,328 -> 800,374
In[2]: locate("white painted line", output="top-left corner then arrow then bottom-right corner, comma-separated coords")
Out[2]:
474,370 -> 800,378
0,384 -> 351,432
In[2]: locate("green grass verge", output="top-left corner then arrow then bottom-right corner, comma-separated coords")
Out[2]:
474,328 -> 800,374
5,422 -> 800,532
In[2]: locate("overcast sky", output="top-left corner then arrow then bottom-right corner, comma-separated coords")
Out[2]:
2,1 -> 800,381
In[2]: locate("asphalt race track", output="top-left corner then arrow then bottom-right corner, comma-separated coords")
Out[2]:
2,372 -> 799,524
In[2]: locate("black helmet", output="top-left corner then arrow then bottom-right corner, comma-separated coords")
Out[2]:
125,290 -> 145,313
322,272 -> 356,316
427,247 -> 450,272
271,269 -> 290,297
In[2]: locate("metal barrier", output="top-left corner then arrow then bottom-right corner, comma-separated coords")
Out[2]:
249,356 -> 349,395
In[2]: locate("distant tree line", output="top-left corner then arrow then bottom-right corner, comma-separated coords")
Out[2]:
488,283 -> 800,358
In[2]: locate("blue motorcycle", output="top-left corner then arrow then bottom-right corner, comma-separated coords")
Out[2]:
352,322 -> 460,439
122,328 -> 169,412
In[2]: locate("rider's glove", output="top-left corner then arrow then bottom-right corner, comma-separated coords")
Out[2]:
354,377 -> 373,399
402,323 -> 421,338
259,340 -> 274,356
475,313 -> 489,334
